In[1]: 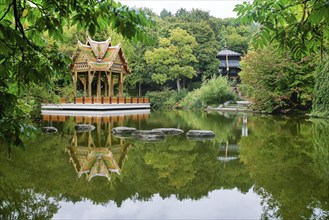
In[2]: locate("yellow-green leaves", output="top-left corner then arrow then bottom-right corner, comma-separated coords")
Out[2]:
22,8 -> 28,17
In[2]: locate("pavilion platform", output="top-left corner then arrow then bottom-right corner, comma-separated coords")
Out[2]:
41,97 -> 150,111
42,109 -> 150,122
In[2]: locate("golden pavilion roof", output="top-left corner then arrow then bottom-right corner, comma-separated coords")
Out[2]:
71,36 -> 130,74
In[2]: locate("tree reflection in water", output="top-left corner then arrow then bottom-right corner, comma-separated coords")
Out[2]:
0,111 -> 328,219
0,179 -> 59,219
239,116 -> 329,219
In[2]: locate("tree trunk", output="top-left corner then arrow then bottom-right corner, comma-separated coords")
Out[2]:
182,78 -> 186,89
176,78 -> 181,91
139,81 -> 142,97
26,82 -> 30,104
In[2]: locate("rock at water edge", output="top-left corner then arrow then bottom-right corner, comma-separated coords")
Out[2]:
75,124 -> 96,132
186,130 -> 215,137
42,127 -> 58,134
152,128 -> 184,136
112,127 -> 137,135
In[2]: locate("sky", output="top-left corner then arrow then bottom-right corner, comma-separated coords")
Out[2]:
119,0 -> 246,18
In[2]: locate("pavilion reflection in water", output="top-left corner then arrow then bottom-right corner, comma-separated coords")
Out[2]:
43,113 -> 149,181
217,143 -> 240,162
42,112 -> 149,123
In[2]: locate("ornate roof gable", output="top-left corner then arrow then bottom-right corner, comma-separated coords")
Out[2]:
87,36 -> 111,61
72,37 -> 130,74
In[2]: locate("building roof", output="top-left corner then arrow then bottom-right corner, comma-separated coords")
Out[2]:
71,37 -> 130,74
216,48 -> 241,58
66,146 -> 120,181
219,60 -> 240,68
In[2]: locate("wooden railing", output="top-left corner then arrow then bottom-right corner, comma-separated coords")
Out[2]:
61,97 -> 150,104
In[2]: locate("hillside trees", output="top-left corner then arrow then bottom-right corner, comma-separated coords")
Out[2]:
124,8 -> 251,108
123,8 -> 251,95
158,10 -> 220,79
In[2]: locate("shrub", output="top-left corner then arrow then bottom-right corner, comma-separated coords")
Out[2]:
239,47 -> 314,113
145,88 -> 173,109
146,88 -> 189,109
180,76 -> 236,109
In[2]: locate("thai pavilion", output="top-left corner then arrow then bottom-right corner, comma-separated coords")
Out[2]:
71,36 -> 129,98
216,47 -> 241,79
41,36 -> 150,111
66,120 -> 132,181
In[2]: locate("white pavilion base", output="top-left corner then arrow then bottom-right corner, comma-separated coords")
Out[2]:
41,109 -> 150,117
41,103 -> 150,111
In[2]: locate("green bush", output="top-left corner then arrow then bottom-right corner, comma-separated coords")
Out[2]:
146,88 -> 189,109
239,47 -> 314,113
311,56 -> 329,118
180,76 -> 236,109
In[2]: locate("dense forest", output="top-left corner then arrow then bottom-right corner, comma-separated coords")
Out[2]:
0,0 -> 328,148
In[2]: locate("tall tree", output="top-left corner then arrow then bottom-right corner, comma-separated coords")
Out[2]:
157,10 -> 221,80
218,25 -> 251,54
160,9 -> 172,19
145,28 -> 197,91
181,21 -> 219,79
124,42 -> 153,96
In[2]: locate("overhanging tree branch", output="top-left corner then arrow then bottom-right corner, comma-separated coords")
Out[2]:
0,2 -> 13,21
13,0 -> 43,53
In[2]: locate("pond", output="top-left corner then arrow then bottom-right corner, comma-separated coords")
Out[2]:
0,110 -> 328,219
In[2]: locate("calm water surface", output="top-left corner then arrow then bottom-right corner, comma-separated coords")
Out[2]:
0,111 -> 328,219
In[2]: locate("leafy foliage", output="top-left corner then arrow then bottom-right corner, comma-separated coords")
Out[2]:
234,0 -> 329,58
158,12 -> 221,79
124,40 -> 157,96
311,56 -> 329,117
